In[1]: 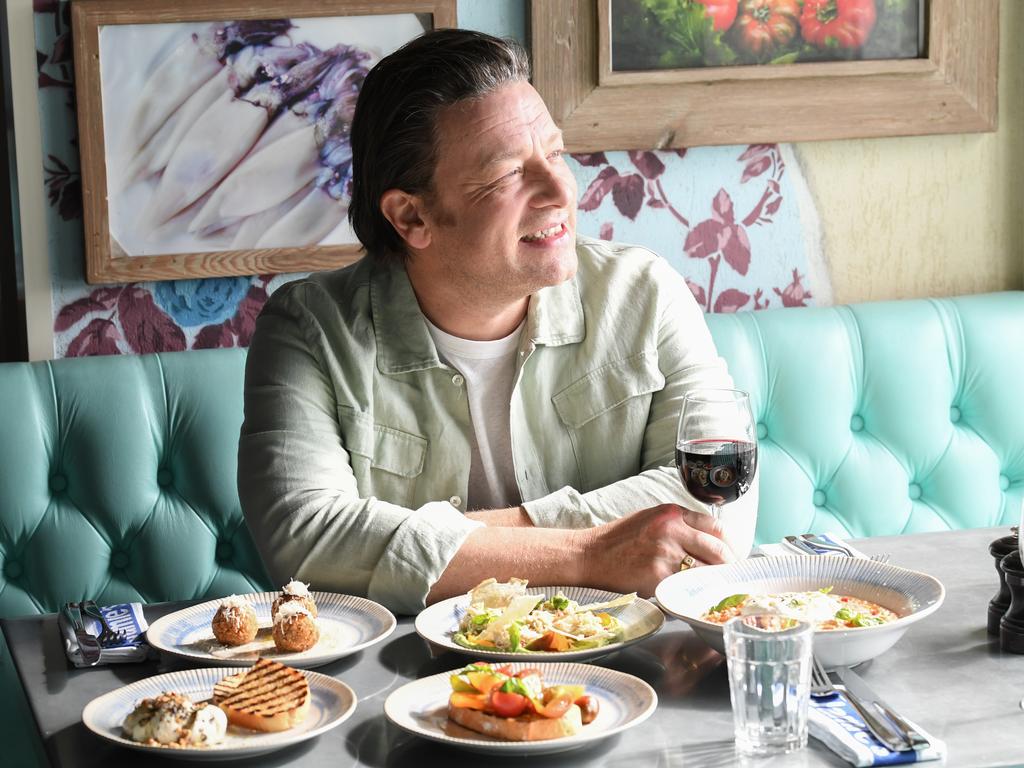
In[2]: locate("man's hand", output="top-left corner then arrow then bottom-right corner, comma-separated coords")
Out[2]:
580,504 -> 737,598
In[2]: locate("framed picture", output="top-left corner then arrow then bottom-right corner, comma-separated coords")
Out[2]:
72,0 -> 456,284
532,0 -> 998,151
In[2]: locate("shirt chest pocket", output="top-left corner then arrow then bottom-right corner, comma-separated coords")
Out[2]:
551,350 -> 665,491
337,406 -> 427,503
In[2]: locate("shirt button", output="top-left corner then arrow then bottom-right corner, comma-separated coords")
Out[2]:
449,495 -> 462,508
451,374 -> 464,386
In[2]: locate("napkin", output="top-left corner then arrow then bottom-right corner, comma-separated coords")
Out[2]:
58,602 -> 152,668
809,692 -> 946,766
754,532 -> 870,559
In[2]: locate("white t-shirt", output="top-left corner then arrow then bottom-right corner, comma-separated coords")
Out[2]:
425,317 -> 524,511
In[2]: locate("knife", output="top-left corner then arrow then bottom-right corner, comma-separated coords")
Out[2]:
834,666 -> 930,751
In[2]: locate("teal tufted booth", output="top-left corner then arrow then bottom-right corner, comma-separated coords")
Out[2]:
711,291 -> 1024,542
1,291 -> 1022,764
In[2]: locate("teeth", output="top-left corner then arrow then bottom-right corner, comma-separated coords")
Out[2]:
522,224 -> 562,241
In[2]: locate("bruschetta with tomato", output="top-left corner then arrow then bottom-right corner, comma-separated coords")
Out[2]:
447,663 -> 599,741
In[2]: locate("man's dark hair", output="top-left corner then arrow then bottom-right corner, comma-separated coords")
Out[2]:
348,28 -> 531,263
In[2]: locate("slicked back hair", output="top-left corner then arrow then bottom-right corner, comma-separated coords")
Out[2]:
348,28 -> 531,263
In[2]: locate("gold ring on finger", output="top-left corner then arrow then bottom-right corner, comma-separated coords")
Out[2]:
679,553 -> 697,571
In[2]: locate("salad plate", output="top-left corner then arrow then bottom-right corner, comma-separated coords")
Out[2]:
384,661 -> 657,755
147,591 -> 396,669
414,584 -> 664,662
82,666 -> 356,760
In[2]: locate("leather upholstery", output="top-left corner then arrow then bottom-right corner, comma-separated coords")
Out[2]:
0,292 -> 1021,764
0,349 -> 271,620
707,291 -> 1024,544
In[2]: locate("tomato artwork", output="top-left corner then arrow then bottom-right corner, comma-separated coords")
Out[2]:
694,0 -> 739,32
733,0 -> 801,57
800,0 -> 878,49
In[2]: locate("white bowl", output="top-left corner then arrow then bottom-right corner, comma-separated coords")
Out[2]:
654,556 -> 945,668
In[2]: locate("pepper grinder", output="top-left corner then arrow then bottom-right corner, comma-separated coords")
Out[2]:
988,528 -> 1019,635
1000,549 -> 1024,653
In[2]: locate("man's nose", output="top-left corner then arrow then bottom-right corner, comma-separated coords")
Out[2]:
531,164 -> 575,209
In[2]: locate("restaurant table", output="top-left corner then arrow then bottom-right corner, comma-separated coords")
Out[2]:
4,527 -> 1024,768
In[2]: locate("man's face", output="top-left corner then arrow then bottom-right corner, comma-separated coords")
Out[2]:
416,81 -> 578,303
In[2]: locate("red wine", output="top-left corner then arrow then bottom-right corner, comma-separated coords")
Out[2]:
676,439 -> 757,506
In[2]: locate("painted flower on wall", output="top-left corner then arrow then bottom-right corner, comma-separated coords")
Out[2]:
570,144 -> 819,313
55,276 -> 275,356
153,278 -> 252,327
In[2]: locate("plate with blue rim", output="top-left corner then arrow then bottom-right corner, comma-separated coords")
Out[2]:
384,661 -> 657,755
82,666 -> 355,760
414,585 -> 664,662
146,591 -> 396,669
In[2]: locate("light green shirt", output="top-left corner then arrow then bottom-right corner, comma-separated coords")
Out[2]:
239,236 -> 754,614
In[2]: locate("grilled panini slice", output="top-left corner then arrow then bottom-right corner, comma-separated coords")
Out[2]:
215,657 -> 310,732
212,671 -> 245,704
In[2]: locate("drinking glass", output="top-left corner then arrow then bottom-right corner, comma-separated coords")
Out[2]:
676,388 -> 758,520
724,614 -> 813,756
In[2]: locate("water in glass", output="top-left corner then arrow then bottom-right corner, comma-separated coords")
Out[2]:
724,614 -> 812,756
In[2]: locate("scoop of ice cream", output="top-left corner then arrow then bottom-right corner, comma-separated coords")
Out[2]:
187,703 -> 227,745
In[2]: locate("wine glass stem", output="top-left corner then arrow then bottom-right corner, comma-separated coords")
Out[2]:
709,503 -> 721,520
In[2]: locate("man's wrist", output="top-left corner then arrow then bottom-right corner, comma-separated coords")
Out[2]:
571,526 -> 597,585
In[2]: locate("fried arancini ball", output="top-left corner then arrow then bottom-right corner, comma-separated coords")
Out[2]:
211,596 -> 258,646
272,603 -> 319,652
271,579 -> 318,620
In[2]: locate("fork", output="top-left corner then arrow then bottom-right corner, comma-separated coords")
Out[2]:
799,533 -> 855,557
80,600 -> 129,646
810,655 -> 910,752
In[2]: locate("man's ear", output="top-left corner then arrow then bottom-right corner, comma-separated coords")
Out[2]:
380,189 -> 431,250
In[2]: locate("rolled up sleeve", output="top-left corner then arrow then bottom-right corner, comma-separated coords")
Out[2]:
239,288 -> 482,615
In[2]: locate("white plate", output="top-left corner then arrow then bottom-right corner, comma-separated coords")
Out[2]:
147,592 -> 396,669
655,556 -> 945,668
82,666 -> 356,761
384,661 -> 657,755
414,586 -> 664,662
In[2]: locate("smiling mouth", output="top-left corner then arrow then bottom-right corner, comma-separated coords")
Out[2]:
520,223 -> 567,243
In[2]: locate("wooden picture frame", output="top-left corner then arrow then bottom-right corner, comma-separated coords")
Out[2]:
532,0 -> 998,151
72,0 -> 456,284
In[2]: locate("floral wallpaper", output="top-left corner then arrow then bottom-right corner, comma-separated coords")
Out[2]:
32,1 -> 827,358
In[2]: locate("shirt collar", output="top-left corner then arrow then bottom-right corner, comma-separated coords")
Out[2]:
370,254 -> 585,375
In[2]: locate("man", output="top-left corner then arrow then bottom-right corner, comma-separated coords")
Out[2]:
239,29 -> 757,615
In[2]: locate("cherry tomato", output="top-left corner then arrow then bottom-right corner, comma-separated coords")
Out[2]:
490,691 -> 529,718
575,695 -> 600,724
536,692 -> 574,719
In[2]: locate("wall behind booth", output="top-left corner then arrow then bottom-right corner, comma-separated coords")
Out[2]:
10,0 -> 1023,360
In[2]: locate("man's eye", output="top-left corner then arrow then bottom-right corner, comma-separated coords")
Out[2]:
548,149 -> 564,160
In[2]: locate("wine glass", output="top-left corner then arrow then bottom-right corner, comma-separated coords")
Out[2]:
676,388 -> 758,520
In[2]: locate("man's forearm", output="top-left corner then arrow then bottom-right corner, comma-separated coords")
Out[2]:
464,506 -> 534,527
426,525 -> 588,604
